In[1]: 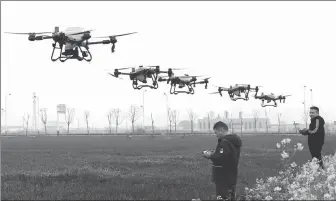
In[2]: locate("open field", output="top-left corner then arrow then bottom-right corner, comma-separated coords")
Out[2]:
2,134 -> 336,200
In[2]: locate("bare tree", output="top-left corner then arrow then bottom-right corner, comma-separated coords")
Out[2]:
264,109 -> 269,133
65,108 -> 75,135
112,108 -> 124,134
207,111 -> 215,133
84,110 -> 90,135
107,109 -> 113,135
150,113 -> 155,137
23,113 -> 30,136
293,121 -> 299,134
187,108 -> 197,135
40,108 -> 48,135
253,110 -> 259,132
302,111 -> 309,129
172,110 -> 179,134
278,113 -> 282,135
128,105 -> 141,134
168,108 -> 174,134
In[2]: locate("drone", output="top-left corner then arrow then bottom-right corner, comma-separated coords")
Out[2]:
254,92 -> 291,107
5,26 -> 136,62
210,84 -> 260,101
108,65 -> 181,90
158,74 -> 210,95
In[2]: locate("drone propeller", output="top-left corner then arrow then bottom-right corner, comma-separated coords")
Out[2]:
108,72 -> 123,80
281,94 -> 292,97
116,67 -> 133,71
92,32 -> 137,39
67,29 -> 94,36
5,31 -> 53,35
92,32 -> 136,53
209,92 -> 220,94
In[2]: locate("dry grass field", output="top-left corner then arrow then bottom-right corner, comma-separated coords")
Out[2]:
2,134 -> 336,200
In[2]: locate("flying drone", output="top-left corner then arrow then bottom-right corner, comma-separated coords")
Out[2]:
108,65 -> 182,90
254,92 -> 291,107
210,84 -> 260,101
158,74 -> 210,95
5,26 -> 136,62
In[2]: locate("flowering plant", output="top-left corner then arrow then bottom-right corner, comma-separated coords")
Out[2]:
244,138 -> 336,200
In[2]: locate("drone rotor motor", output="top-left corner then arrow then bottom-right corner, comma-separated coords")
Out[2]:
28,34 -> 36,41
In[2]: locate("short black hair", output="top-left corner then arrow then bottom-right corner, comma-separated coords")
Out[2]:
213,121 -> 228,131
310,106 -> 319,113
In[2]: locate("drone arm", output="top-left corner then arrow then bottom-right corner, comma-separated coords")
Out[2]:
119,72 -> 131,75
87,40 -> 111,45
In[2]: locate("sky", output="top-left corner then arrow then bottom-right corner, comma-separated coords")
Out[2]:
1,1 -> 336,129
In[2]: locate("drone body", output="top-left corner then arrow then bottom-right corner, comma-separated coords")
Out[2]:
158,74 -> 210,95
5,26 -> 136,62
109,66 -> 178,90
210,84 -> 260,101
254,92 -> 291,107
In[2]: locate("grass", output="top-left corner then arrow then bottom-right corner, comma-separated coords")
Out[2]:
2,134 -> 336,200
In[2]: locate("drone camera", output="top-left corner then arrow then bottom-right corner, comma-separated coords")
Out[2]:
155,66 -> 160,73
54,26 -> 59,33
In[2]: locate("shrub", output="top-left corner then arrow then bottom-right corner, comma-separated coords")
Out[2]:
244,138 -> 336,200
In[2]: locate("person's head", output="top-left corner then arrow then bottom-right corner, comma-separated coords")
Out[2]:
309,106 -> 319,118
213,121 -> 229,139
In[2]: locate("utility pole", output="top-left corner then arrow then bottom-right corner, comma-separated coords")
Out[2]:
5,93 -> 11,134
142,90 -> 147,129
239,111 -> 243,137
33,93 -> 37,133
164,93 -> 169,133
37,95 -> 40,135
303,86 -> 307,128
310,89 -> 313,107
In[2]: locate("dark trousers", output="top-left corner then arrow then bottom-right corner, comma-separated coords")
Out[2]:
308,138 -> 324,167
212,166 -> 238,200
215,181 -> 236,200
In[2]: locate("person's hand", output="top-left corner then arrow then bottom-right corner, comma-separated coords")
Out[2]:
202,150 -> 212,158
299,128 -> 309,135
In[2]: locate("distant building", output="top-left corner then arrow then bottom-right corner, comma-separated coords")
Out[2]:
197,116 -> 271,133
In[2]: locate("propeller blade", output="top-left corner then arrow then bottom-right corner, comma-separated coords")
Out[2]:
108,73 -> 123,80
169,68 -> 187,70
203,77 -> 211,80
5,31 -> 53,35
67,29 -> 94,36
92,32 -> 137,38
209,92 -> 220,94
116,67 -> 132,70
112,32 -> 137,37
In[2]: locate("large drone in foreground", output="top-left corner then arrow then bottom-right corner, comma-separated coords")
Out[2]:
210,84 -> 260,101
108,66 -> 182,90
158,74 -> 210,95
254,92 -> 291,107
5,26 -> 136,62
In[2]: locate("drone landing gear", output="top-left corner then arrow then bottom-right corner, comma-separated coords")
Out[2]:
261,100 -> 278,107
51,42 -> 92,62
170,84 -> 195,95
228,91 -> 250,101
132,74 -> 159,90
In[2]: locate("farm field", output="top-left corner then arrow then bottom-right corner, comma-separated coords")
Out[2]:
2,134 -> 336,200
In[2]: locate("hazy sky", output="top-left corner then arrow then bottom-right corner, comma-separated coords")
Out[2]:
1,1 -> 336,128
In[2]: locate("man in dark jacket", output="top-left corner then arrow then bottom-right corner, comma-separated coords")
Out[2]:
299,106 -> 325,169
203,121 -> 242,201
